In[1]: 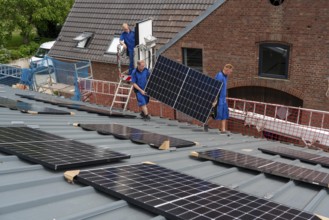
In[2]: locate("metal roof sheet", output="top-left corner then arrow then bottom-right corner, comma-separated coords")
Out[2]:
0,85 -> 329,219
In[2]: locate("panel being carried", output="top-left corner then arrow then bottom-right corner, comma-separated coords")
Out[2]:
68,163 -> 321,220
145,55 -> 222,123
0,126 -> 130,170
192,149 -> 329,188
78,123 -> 195,149
259,146 -> 329,168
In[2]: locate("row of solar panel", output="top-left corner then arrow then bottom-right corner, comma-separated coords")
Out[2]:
0,96 -> 72,115
16,94 -> 136,118
78,123 -> 195,149
193,148 -> 329,188
259,146 -> 329,168
71,163 -> 321,220
0,126 -> 130,170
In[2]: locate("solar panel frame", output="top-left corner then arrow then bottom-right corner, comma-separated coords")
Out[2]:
259,146 -> 329,168
78,123 -> 195,148
75,163 -> 321,220
196,149 -> 329,188
145,55 -> 222,123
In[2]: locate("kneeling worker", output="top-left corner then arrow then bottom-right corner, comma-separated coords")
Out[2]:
131,60 -> 151,120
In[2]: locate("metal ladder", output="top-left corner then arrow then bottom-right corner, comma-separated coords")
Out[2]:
110,76 -> 133,111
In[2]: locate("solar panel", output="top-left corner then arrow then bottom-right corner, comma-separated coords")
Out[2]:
16,94 -> 71,105
195,149 -> 329,188
0,97 -> 19,109
259,146 -> 329,168
63,105 -> 136,118
78,124 -> 195,148
0,126 -> 130,170
16,94 -> 136,118
0,126 -> 64,144
0,96 -> 72,115
73,163 -> 320,220
145,55 -> 222,123
16,101 -> 72,115
0,140 -> 130,170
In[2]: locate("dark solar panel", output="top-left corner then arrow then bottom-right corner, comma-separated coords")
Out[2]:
0,96 -> 71,115
0,97 -> 19,109
16,94 -> 71,105
78,124 -> 195,148
0,140 -> 130,170
196,149 -> 329,188
0,126 -> 130,170
259,146 -> 329,168
0,126 -> 64,144
145,55 -> 222,123
16,94 -> 136,118
16,101 -> 72,115
64,105 -> 136,118
75,163 -> 320,220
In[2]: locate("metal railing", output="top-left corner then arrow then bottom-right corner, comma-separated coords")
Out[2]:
227,97 -> 329,148
0,64 -> 22,79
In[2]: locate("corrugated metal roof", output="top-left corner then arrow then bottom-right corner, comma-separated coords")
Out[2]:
49,0 -> 222,64
1,85 -> 329,220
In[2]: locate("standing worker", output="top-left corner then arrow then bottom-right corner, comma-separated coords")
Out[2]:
120,23 -> 135,75
131,60 -> 151,120
214,64 -> 234,134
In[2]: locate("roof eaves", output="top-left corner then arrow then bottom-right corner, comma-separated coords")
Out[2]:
158,0 -> 226,55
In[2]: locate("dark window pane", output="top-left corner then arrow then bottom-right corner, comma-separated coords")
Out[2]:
182,48 -> 203,72
259,43 -> 289,79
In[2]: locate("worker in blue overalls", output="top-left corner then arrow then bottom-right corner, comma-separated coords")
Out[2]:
120,23 -> 135,75
131,60 -> 151,120
214,64 -> 234,134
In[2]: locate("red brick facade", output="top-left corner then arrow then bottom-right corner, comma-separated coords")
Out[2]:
91,62 -> 128,82
163,0 -> 329,111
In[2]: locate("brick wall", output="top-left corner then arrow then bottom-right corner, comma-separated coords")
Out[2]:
91,62 -> 129,82
163,0 -> 329,111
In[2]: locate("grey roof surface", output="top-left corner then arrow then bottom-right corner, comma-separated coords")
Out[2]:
1,85 -> 329,220
49,0 -> 221,64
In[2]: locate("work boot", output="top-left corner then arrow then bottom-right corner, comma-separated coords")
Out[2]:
144,114 -> 151,121
140,111 -> 145,118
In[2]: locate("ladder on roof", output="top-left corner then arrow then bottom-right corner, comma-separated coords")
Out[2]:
110,75 -> 133,111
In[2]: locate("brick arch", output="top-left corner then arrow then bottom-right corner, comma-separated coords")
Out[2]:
229,79 -> 305,101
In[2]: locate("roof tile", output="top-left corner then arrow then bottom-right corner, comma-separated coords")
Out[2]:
50,0 -> 218,63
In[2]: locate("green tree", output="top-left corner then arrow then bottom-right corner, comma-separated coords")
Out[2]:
0,0 -> 74,44
34,0 -> 75,38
